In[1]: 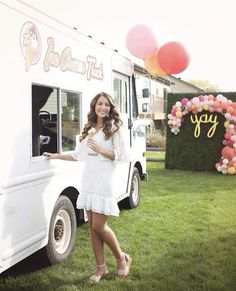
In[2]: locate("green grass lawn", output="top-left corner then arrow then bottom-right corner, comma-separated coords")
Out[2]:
146,151 -> 165,160
1,162 -> 236,291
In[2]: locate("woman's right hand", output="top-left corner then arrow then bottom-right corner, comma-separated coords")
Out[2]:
43,152 -> 59,159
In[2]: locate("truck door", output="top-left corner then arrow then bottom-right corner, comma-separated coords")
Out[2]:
113,73 -> 131,142
112,72 -> 132,199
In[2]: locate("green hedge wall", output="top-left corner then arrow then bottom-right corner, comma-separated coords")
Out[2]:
165,92 -> 236,172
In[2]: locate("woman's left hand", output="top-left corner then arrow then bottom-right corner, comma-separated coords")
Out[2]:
87,138 -> 102,153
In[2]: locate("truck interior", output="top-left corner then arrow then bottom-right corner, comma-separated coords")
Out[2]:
32,84 -> 81,157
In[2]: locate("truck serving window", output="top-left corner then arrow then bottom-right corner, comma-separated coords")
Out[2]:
113,77 -> 127,114
32,84 -> 57,156
32,84 -> 81,157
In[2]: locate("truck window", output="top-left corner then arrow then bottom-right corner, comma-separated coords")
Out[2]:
32,84 -> 81,156
61,90 -> 81,152
132,74 -> 139,118
113,77 -> 127,113
32,84 -> 58,156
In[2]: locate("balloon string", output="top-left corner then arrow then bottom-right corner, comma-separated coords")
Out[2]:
166,75 -> 177,93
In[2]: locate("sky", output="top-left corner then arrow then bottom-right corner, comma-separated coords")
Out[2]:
23,0 -> 236,91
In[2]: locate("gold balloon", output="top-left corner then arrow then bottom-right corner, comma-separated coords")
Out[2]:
144,51 -> 167,77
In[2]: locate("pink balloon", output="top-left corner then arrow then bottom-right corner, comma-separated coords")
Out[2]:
227,140 -> 234,146
157,41 -> 190,74
224,133 -> 231,140
181,98 -> 189,106
126,24 -> 159,59
221,146 -> 235,160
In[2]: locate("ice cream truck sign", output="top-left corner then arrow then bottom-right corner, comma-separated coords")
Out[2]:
20,22 -> 103,80
0,0 -> 147,274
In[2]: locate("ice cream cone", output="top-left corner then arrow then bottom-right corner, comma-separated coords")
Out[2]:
88,127 -> 96,138
25,30 -> 38,71
25,45 -> 37,71
87,127 -> 97,155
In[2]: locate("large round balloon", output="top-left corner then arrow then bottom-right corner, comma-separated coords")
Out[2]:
221,146 -> 235,160
126,24 -> 159,59
144,51 -> 167,77
157,41 -> 190,74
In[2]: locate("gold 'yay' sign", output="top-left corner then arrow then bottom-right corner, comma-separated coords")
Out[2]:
190,114 -> 219,138
168,95 -> 236,175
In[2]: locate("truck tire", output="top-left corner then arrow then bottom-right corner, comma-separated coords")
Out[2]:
45,195 -> 77,265
125,167 -> 141,209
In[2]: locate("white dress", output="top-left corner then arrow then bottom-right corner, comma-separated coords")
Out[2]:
70,126 -> 129,217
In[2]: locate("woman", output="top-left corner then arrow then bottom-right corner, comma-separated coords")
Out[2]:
43,92 -> 132,283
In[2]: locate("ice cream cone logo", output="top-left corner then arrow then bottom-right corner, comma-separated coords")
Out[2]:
20,22 -> 42,71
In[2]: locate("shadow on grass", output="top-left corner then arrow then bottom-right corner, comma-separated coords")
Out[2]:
0,248 -> 50,278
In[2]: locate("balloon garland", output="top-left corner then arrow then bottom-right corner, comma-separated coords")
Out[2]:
168,94 -> 236,175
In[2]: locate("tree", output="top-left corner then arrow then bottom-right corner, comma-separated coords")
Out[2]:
187,80 -> 221,92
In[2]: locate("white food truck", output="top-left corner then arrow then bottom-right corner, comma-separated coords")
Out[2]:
0,0 -> 147,274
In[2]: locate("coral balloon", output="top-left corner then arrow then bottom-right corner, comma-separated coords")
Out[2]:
221,146 -> 235,160
144,51 -> 167,77
126,24 -> 159,59
157,41 -> 190,74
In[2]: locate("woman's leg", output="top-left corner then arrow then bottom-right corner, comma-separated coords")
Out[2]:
91,213 -> 130,275
86,211 -> 105,272
88,211 -> 131,279
91,212 -> 123,260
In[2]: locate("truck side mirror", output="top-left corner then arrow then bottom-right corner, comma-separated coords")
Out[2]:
135,125 -> 145,137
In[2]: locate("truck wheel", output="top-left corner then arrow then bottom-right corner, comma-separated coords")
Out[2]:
45,195 -> 77,264
125,167 -> 141,209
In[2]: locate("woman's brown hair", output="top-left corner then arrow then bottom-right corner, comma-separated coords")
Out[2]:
80,92 -> 123,141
